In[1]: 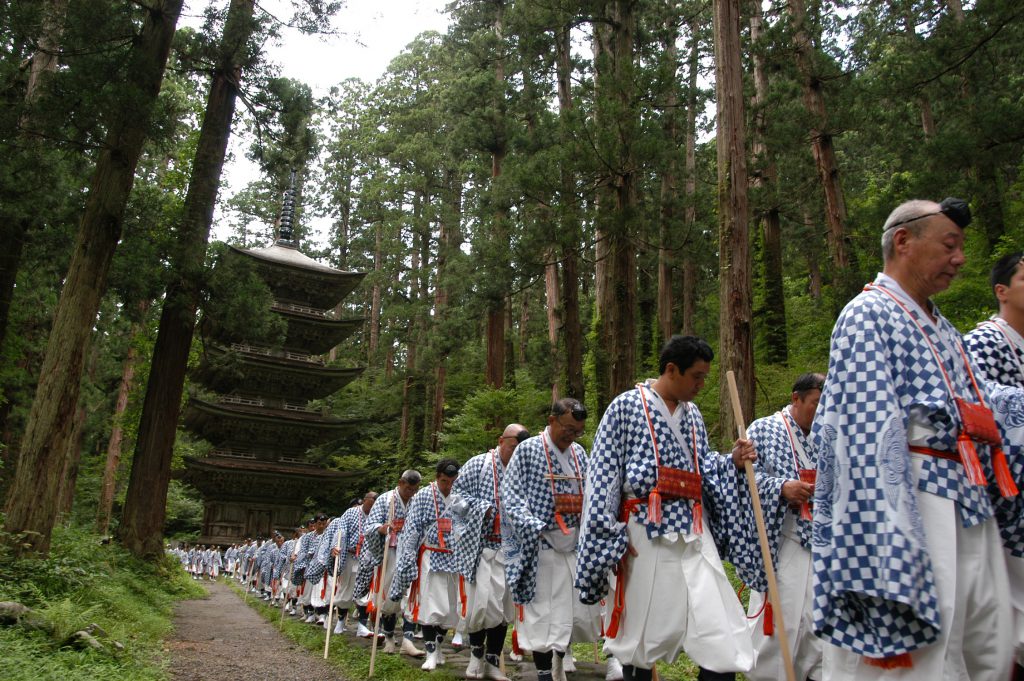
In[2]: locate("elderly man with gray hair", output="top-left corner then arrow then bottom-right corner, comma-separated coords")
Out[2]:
357,468 -> 423,655
810,197 -> 1020,681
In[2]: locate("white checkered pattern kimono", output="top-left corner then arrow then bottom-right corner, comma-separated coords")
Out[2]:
732,407 -> 815,593
575,383 -> 751,604
500,431 -> 589,605
354,488 -> 409,600
811,273 -> 1015,662
450,449 -> 504,582
389,482 -> 460,600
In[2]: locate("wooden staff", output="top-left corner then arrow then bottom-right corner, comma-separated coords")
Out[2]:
726,370 -> 797,681
323,523 -> 345,659
368,492 -> 397,678
243,552 -> 256,603
280,557 -> 294,626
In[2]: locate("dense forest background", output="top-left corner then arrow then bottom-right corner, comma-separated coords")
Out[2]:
1,0 -> 1022,554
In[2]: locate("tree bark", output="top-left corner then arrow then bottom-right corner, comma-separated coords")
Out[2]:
714,0 -> 754,434
96,323 -> 142,535
485,0 -> 509,390
789,0 -> 856,300
556,23 -> 585,401
657,13 -> 681,344
3,0 -> 183,557
750,0 -> 787,365
0,0 -> 70,353
119,0 -> 255,560
545,246 -> 562,401
368,222 -> 383,359
680,18 -> 700,338
593,0 -> 638,413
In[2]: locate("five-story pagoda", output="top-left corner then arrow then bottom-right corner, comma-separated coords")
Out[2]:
183,182 -> 364,545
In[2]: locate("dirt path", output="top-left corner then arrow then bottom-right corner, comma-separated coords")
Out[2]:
166,580 -> 347,680
166,579 -> 615,681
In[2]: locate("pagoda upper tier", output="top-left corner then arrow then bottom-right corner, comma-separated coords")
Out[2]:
230,242 -> 364,311
193,344 -> 363,401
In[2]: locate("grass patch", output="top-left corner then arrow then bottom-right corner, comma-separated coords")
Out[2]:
0,523 -> 204,681
232,580 -> 463,681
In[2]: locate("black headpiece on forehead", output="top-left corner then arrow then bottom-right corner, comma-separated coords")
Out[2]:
886,196 -> 971,231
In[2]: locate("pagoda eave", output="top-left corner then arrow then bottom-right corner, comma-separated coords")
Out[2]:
194,346 -> 363,400
182,456 -> 354,505
184,397 -> 358,450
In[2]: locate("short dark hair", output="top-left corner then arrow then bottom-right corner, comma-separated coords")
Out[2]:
659,335 -> 714,375
991,252 -> 1023,303
792,372 -> 825,397
515,428 -> 530,443
551,398 -> 587,420
436,458 -> 460,477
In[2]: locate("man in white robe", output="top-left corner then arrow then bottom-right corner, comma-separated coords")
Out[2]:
964,251 -> 1024,681
451,424 -> 529,681
575,336 -> 756,681
501,398 -> 603,681
811,197 -> 1019,680
389,460 -> 462,671
319,491 -> 377,635
359,469 -> 422,656
741,373 -> 825,681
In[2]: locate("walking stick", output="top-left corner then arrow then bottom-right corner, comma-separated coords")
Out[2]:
280,559 -> 294,626
243,554 -> 256,604
368,493 -> 397,678
323,523 -> 345,659
726,371 -> 798,681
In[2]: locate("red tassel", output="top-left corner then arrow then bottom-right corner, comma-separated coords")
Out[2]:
438,528 -> 447,551
320,573 -> 327,599
692,501 -> 703,535
511,628 -> 522,655
648,490 -> 662,525
800,501 -> 813,522
957,434 -> 988,486
992,446 -> 1019,498
555,512 -> 571,535
763,601 -> 774,636
864,653 -> 913,669
459,575 -> 467,617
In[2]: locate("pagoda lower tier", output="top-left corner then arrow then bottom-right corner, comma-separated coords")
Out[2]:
182,456 -> 355,546
183,396 -> 357,456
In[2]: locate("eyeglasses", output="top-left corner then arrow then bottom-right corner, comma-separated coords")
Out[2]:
555,416 -> 585,436
885,197 -> 972,231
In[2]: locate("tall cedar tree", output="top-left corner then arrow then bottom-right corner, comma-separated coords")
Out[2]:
118,0 -> 258,559
3,0 -> 183,556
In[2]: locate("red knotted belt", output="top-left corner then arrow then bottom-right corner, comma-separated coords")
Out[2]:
604,498 -> 643,639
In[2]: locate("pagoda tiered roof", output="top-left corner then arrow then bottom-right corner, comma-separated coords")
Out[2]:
182,455 -> 354,505
229,243 -> 365,310
183,396 -> 358,454
193,344 -> 363,401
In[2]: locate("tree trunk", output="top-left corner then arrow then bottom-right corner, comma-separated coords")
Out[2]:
789,0 -> 856,301
657,15 -> 680,344
556,23 -> 585,402
714,0 -> 753,435
680,19 -> 700,339
96,325 -> 142,535
485,0 -> 508,390
545,246 -> 562,401
593,0 -> 638,413
0,0 -> 70,351
485,308 -> 505,388
368,222 -> 383,359
3,0 -> 183,557
750,0 -> 787,365
119,0 -> 255,560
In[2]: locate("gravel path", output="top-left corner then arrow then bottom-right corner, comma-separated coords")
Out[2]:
166,580 -> 348,681
166,579 -> 616,681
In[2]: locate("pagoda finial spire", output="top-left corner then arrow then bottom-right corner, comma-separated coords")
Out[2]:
277,170 -> 298,246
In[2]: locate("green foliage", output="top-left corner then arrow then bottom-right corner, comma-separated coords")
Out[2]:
437,374 -> 552,463
0,522 -> 203,681
200,243 -> 287,347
